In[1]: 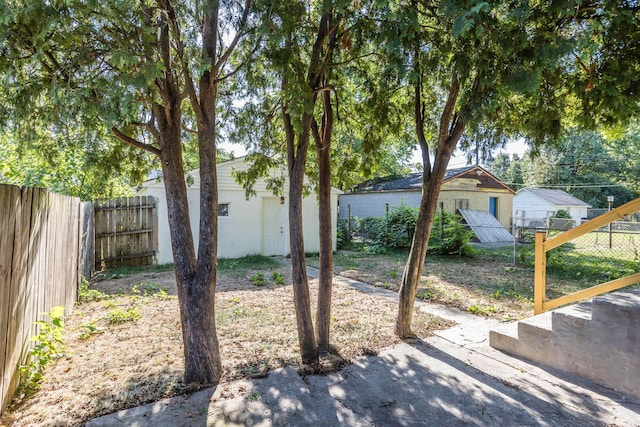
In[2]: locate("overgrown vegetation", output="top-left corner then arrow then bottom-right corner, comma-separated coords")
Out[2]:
367,203 -> 418,250
428,212 -> 475,257
346,207 -> 474,257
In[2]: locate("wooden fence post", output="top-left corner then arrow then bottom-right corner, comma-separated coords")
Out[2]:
534,230 -> 547,315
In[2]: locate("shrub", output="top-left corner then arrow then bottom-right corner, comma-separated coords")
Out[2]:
369,203 -> 418,250
428,211 -> 474,257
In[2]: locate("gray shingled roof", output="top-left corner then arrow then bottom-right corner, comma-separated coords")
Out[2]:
352,166 -> 476,192
521,188 -> 591,207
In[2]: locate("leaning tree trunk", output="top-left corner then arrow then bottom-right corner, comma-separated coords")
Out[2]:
396,75 -> 465,338
395,161 -> 450,337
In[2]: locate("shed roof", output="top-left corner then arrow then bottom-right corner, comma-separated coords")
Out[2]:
519,188 -> 590,207
351,166 -> 475,192
350,165 -> 514,194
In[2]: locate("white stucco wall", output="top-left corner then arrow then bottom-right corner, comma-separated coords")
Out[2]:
139,158 -> 339,264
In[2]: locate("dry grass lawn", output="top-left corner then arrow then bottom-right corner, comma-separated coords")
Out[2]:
2,257 -> 453,427
322,250 -> 537,320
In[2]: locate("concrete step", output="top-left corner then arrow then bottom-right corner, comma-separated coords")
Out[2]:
489,288 -> 640,397
591,287 -> 640,326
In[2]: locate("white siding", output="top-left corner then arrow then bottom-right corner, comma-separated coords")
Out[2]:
338,191 -> 422,219
139,158 -> 339,264
513,190 -> 589,227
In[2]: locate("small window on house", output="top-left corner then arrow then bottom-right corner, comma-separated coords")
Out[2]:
218,203 -> 229,217
455,199 -> 469,211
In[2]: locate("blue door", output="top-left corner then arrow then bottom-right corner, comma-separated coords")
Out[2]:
489,197 -> 498,218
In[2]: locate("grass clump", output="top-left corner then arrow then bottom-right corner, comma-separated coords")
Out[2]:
219,255 -> 281,272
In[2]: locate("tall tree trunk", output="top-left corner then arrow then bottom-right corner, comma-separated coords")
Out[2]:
154,94 -> 220,383
285,108 -> 318,364
396,76 -> 465,338
313,88 -> 334,354
150,0 -> 223,385
280,8 -> 339,365
189,97 -> 223,385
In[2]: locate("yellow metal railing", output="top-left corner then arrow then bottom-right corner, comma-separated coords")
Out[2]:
534,198 -> 640,314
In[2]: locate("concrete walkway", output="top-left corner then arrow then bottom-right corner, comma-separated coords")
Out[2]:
86,270 -> 640,426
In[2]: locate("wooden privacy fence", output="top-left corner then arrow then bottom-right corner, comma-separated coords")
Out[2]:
0,184 -> 84,414
93,196 -> 157,270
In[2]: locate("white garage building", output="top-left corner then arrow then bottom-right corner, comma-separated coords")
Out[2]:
139,157 -> 340,264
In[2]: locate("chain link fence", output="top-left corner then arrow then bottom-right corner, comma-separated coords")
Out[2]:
540,208 -> 640,301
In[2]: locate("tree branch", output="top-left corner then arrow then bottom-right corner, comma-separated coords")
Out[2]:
111,126 -> 161,156
213,0 -> 252,74
182,124 -> 198,134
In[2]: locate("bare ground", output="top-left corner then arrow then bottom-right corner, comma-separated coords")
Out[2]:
1,258 -> 453,427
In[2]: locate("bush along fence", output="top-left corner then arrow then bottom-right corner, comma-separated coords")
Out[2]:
0,184 -> 87,413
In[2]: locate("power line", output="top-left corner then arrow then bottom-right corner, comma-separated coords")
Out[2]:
504,183 -> 630,189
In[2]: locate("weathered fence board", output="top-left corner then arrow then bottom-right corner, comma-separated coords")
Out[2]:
79,202 -> 94,281
93,196 -> 157,270
0,184 -> 81,414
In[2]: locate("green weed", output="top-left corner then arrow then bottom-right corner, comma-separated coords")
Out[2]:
107,306 -> 141,324
468,305 -> 498,316
416,291 -> 435,300
78,278 -> 110,303
250,273 -> 267,287
270,272 -> 285,285
79,322 -> 104,339
19,306 -> 67,395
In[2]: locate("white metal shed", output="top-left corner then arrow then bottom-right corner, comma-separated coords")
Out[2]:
513,188 -> 591,228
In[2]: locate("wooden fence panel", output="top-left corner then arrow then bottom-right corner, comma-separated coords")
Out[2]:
94,196 -> 157,270
0,185 -> 19,412
0,184 -> 80,414
79,202 -> 94,281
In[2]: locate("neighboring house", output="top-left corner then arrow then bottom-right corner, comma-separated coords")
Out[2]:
139,157 -> 341,264
338,165 -> 515,228
513,188 -> 591,228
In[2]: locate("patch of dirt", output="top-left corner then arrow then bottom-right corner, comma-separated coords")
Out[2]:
2,262 -> 453,427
